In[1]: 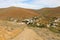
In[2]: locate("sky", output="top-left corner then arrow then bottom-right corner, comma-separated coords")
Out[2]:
0,0 -> 60,9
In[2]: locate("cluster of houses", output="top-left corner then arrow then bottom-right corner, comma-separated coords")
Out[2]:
47,17 -> 60,28
7,16 -> 60,29
22,16 -> 39,24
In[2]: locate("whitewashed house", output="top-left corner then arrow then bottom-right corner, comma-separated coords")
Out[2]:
54,18 -> 60,22
47,24 -> 51,27
22,18 -> 36,25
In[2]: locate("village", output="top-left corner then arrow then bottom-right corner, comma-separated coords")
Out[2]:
7,16 -> 60,33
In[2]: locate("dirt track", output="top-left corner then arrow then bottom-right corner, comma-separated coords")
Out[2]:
13,27 -> 43,40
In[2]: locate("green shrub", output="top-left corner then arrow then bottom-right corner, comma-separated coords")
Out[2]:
49,27 -> 60,33
36,23 -> 45,28
28,22 -> 45,28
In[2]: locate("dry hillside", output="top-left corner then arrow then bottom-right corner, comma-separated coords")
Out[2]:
0,7 -> 40,20
37,7 -> 60,17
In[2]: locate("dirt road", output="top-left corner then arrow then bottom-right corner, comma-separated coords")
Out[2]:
13,27 -> 43,40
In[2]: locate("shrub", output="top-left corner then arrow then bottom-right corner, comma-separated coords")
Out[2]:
49,26 -> 60,33
28,22 -> 45,28
36,23 -> 45,28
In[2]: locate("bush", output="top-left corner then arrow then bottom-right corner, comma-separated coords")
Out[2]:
36,23 -> 45,28
49,26 -> 60,33
28,22 -> 45,28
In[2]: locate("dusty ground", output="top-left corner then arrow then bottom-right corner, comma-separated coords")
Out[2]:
0,20 -> 43,40
13,27 -> 43,40
32,27 -> 60,40
0,20 -> 60,40
0,20 -> 26,40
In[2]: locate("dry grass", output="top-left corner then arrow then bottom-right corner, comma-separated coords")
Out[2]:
0,20 -> 26,40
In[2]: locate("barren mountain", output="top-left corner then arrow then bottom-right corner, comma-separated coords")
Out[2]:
37,7 -> 60,17
0,7 -> 40,20
0,7 -> 60,20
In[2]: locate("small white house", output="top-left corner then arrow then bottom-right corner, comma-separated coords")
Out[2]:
54,18 -> 60,22
47,24 -> 50,27
9,17 -> 14,21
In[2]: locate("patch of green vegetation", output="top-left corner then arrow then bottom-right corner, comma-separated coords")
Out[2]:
28,22 -> 60,33
28,23 -> 46,28
49,27 -> 60,33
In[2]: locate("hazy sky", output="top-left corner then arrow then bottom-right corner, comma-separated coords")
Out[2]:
0,0 -> 60,9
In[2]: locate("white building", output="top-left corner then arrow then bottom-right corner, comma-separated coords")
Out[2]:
54,18 -> 60,22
